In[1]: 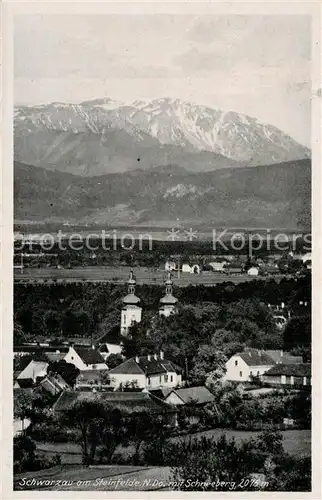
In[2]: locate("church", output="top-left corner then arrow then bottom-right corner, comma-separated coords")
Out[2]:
120,269 -> 178,335
97,270 -> 178,358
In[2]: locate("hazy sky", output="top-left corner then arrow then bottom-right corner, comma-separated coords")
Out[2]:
14,14 -> 311,146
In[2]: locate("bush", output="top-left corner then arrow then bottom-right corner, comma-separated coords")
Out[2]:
29,422 -> 79,443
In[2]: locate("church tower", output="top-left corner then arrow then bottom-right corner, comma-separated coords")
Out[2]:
159,271 -> 178,317
120,270 -> 142,336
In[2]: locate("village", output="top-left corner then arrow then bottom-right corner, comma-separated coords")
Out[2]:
13,265 -> 311,491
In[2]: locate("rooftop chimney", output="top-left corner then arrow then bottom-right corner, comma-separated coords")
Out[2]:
154,353 -> 158,361
147,354 -> 151,361
160,351 -> 164,360
135,355 -> 139,363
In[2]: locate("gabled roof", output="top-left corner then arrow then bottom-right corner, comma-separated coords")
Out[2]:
237,349 -> 275,367
17,360 -> 49,380
76,369 -> 110,384
45,352 -> 66,363
108,356 -> 183,376
265,350 -> 303,365
72,347 -> 106,365
53,390 -> 176,414
96,325 -> 123,346
108,358 -> 145,375
264,363 -> 311,377
168,386 -> 215,405
40,374 -> 70,394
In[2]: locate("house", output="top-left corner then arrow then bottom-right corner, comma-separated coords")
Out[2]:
64,346 -> 108,371
95,326 -> 123,359
165,260 -> 176,272
165,386 -> 215,406
39,374 -> 70,395
108,352 -> 183,390
75,369 -> 112,391
209,261 -> 226,272
261,364 -> 311,387
224,266 -> 243,275
17,360 -> 49,387
181,263 -> 201,274
222,349 -> 275,383
222,348 -> 303,383
264,350 -> 303,365
53,390 -> 178,427
247,266 -> 259,276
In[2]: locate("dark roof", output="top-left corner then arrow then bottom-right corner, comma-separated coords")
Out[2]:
108,358 -> 145,375
265,350 -> 303,365
108,356 -> 183,376
45,352 -> 66,363
76,369 -> 110,384
148,388 -> 173,400
96,324 -> 123,346
73,347 -> 106,365
40,375 -> 69,394
168,386 -> 215,405
238,349 -> 275,367
53,390 -> 176,414
264,364 -> 311,377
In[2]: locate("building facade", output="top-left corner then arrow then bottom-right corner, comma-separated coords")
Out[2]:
120,270 -> 142,336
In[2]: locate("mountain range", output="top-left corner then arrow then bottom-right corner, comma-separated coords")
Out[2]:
14,97 -> 311,229
14,98 -> 310,176
15,159 -> 311,230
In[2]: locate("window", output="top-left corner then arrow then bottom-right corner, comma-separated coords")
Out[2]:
164,375 -> 168,382
147,377 -> 151,385
235,360 -> 238,366
257,371 -> 260,376
71,356 -> 74,360
170,375 -> 173,382
250,371 -> 253,376
159,376 -> 162,383
239,371 -> 243,377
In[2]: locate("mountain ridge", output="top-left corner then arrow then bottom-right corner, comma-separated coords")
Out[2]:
14,97 -> 310,176
14,159 -> 311,230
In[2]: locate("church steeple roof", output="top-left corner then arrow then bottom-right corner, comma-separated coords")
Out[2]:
123,270 -> 141,305
160,271 -> 178,305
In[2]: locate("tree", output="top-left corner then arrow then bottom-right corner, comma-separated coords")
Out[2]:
190,345 -> 227,385
47,360 -> 80,387
106,353 -> 123,369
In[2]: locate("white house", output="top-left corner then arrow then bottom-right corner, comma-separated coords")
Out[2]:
247,266 -> 259,276
209,262 -> 226,272
222,348 -> 303,383
64,346 -> 108,371
17,360 -> 49,385
181,263 -> 201,274
222,349 -> 275,383
108,352 -> 183,390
